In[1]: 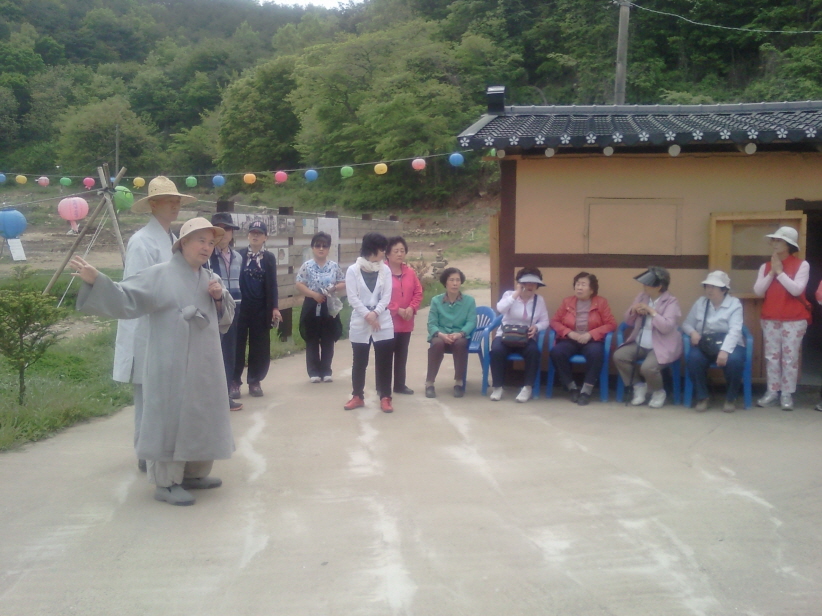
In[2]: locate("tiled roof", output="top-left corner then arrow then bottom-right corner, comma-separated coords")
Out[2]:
457,100 -> 822,152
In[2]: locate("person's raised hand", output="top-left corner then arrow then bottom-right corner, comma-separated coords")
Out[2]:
771,253 -> 783,275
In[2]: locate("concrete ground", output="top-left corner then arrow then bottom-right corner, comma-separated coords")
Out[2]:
1,289 -> 822,616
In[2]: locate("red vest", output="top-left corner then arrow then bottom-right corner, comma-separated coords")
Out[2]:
762,255 -> 811,322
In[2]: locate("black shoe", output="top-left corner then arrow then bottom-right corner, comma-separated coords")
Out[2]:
425,385 -> 436,398
229,383 -> 241,399
394,386 -> 414,395
229,399 -> 243,412
453,385 -> 465,398
569,388 -> 580,403
577,392 -> 591,406
249,383 -> 263,397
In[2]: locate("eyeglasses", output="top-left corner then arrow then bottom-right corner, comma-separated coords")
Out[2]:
314,244 -> 330,249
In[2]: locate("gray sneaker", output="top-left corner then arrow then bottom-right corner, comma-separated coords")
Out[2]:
154,485 -> 195,506
757,391 -> 779,407
181,477 -> 222,490
780,393 -> 793,411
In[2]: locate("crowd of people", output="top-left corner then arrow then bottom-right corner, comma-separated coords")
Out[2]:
69,180 -> 819,506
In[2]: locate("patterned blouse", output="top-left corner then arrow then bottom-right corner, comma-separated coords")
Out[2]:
296,259 -> 345,293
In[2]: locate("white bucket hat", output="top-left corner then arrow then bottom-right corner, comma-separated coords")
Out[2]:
765,226 -> 800,249
132,176 -> 197,214
172,217 -> 225,253
701,270 -> 731,289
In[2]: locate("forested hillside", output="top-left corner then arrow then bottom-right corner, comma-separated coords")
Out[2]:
2,0 -> 822,209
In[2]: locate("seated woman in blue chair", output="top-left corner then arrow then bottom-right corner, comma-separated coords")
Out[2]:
549,272 -> 617,405
682,270 -> 745,413
613,267 -> 682,408
489,267 -> 549,403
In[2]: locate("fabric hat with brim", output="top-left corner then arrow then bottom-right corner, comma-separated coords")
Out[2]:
701,270 -> 731,289
211,212 -> 239,230
132,176 -> 197,214
172,217 -> 225,253
765,226 -> 800,249
517,273 -> 545,287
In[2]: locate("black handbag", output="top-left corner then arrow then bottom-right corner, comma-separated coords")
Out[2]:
500,296 -> 537,348
697,299 -> 726,361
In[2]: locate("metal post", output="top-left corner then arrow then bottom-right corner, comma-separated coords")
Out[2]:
614,0 -> 631,105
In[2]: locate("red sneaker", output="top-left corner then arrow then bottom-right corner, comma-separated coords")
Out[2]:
344,396 -> 364,411
380,397 -> 394,413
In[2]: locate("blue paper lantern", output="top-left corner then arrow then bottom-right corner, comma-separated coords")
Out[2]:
0,209 -> 27,239
304,169 -> 318,182
0,174 -> 6,184
449,152 -> 465,167
212,175 -> 226,187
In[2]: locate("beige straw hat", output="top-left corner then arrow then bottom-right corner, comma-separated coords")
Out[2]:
172,217 -> 225,253
132,176 -> 197,214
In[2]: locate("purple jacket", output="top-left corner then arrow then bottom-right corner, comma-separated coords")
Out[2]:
621,290 -> 683,365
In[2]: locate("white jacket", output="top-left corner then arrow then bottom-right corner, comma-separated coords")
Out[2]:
345,262 -> 394,343
112,216 -> 176,383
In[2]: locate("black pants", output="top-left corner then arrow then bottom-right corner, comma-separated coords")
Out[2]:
301,300 -> 339,378
549,339 -> 605,388
490,337 -> 541,387
220,307 -> 240,392
234,300 -> 270,385
351,338 -> 394,399
393,332 -> 412,390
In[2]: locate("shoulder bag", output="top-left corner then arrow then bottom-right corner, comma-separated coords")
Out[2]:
697,298 -> 726,361
500,295 -> 537,348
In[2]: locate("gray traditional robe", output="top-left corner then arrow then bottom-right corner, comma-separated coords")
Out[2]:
78,252 -> 236,462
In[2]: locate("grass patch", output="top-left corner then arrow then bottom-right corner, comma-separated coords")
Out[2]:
0,323 -> 131,451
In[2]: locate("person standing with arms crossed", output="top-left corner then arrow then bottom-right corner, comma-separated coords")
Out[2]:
114,176 -> 195,472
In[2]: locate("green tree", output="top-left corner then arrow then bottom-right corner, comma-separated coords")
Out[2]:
168,110 -> 220,173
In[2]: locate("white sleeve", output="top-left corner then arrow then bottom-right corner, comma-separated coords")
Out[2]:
776,261 -> 809,296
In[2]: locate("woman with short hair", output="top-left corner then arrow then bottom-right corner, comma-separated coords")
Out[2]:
426,267 -> 476,398
683,270 -> 745,413
489,267 -> 549,403
385,236 -> 423,395
344,232 -> 395,413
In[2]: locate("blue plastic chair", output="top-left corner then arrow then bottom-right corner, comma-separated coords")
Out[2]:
682,326 -> 754,409
545,329 -> 614,402
481,315 -> 545,399
615,322 -> 681,404
464,306 -> 497,388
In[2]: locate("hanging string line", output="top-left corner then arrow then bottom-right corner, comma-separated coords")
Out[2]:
624,1 -> 822,34
57,207 -> 110,308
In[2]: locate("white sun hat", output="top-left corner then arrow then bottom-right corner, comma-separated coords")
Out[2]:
765,226 -> 800,249
701,270 -> 731,289
132,176 -> 197,214
172,217 -> 225,253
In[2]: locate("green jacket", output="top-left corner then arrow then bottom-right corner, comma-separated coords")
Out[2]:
427,293 -> 477,342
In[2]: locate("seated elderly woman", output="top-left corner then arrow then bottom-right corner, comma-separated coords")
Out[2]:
489,267 -> 549,403
426,267 -> 477,398
613,267 -> 682,408
682,270 -> 745,413
549,272 -> 617,405
71,218 -> 236,507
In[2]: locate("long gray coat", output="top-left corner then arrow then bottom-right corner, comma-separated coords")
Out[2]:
78,252 -> 236,462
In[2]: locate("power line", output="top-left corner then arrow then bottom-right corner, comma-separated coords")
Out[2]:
625,1 -> 822,34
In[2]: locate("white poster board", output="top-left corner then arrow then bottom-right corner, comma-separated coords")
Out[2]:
302,218 -> 315,235
7,239 -> 26,261
317,218 -> 340,263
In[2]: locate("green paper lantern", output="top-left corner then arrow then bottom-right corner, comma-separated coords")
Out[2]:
340,166 -> 354,178
59,177 -> 72,187
185,176 -> 197,188
113,185 -> 134,211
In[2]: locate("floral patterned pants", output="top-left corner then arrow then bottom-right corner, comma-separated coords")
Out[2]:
761,319 -> 807,393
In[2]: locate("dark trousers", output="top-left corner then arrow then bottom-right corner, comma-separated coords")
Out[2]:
393,332 -> 412,390
220,307 -> 240,392
490,337 -> 540,387
351,338 -> 394,399
549,339 -> 605,388
686,344 -> 746,402
234,300 -> 270,385
427,335 -> 469,384
303,307 -> 338,379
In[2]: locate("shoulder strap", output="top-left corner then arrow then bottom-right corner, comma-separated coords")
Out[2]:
529,295 -> 537,326
701,297 -> 710,335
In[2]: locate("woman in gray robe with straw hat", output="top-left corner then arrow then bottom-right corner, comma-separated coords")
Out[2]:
71,218 -> 236,507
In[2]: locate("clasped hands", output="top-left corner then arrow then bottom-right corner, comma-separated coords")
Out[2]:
770,252 -> 784,276
567,331 -> 592,344
629,302 -> 656,317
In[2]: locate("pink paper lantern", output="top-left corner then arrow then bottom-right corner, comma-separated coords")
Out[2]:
83,177 -> 95,189
58,197 -> 89,233
412,158 -> 426,171
274,171 -> 288,184
37,176 -> 50,187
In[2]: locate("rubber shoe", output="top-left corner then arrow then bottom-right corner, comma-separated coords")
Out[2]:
631,382 -> 648,406
181,477 -> 222,490
516,386 -> 532,403
780,393 -> 793,411
229,400 -> 243,412
310,376 -> 321,383
394,386 -> 414,395
577,392 -> 591,406
815,401 -> 822,412
380,397 -> 394,413
569,388 -> 580,403
695,399 -> 709,412
757,391 -> 779,407
723,401 -> 736,413
344,396 -> 364,411
453,385 -> 465,398
648,389 -> 667,408
154,485 -> 195,506
249,383 -> 263,397
425,385 -> 436,398
489,387 -> 503,401
322,376 -> 333,383
229,383 -> 241,399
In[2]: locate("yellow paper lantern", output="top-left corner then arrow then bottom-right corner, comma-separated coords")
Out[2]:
15,174 -> 27,185
133,176 -> 146,188
374,163 -> 388,175
243,173 -> 257,184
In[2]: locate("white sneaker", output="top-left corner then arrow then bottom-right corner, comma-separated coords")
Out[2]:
757,391 -> 779,407
309,376 -> 321,383
489,387 -> 503,401
630,382 -> 647,406
322,376 -> 333,383
780,393 -> 793,411
516,386 -> 532,403
648,389 -> 667,408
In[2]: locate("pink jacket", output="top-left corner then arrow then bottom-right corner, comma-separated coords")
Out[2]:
621,290 -> 683,365
386,262 -> 423,333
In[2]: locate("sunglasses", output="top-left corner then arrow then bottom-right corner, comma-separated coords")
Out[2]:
313,244 -> 330,249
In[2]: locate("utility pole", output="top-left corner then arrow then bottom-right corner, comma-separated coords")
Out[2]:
115,124 -> 120,174
614,0 -> 631,105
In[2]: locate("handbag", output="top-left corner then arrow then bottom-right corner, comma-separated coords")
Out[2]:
500,295 -> 537,348
697,299 -> 726,361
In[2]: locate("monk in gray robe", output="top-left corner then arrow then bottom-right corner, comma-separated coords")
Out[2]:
71,218 -> 236,506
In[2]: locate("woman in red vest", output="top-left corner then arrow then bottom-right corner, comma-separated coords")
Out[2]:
753,226 -> 811,411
